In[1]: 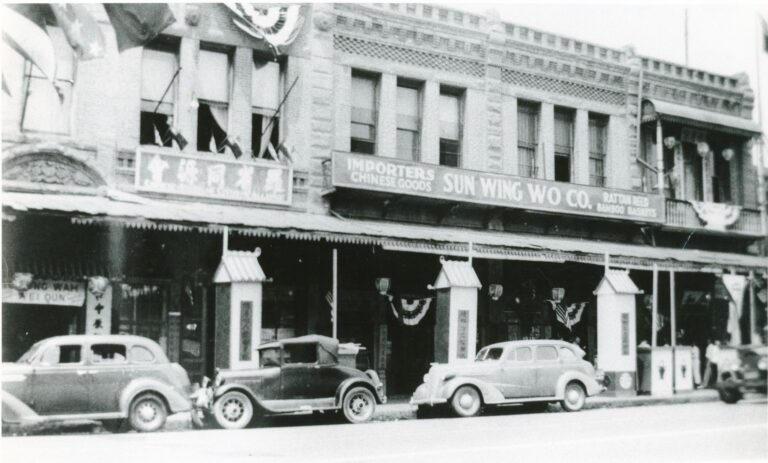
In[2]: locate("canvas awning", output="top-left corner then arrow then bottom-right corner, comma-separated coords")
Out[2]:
641,98 -> 762,137
3,190 -> 766,272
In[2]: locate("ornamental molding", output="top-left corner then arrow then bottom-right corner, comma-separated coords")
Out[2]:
2,150 -> 106,189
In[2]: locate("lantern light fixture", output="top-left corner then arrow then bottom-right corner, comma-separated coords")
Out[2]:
696,142 -> 710,157
551,287 -> 565,302
721,148 -> 734,162
374,277 -> 391,295
663,136 -> 677,149
488,284 -> 504,301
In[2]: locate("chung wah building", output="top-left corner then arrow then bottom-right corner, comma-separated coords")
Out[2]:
2,3 -> 767,395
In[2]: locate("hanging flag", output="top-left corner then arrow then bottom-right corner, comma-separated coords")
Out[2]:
325,291 -> 334,324
164,126 -> 188,151
1,5 -> 57,81
50,4 -> 105,60
104,3 -> 176,52
221,136 -> 244,159
225,4 -> 304,56
549,301 -> 587,331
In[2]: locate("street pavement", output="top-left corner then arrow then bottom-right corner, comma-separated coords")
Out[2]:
3,398 -> 766,463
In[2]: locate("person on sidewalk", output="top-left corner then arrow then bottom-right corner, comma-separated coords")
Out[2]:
700,339 -> 720,388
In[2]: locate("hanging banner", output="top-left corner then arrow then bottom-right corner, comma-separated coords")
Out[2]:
389,296 -> 433,326
720,274 -> 747,346
332,152 -> 665,223
136,149 -> 293,205
3,278 -> 85,306
85,279 -> 112,335
548,301 -> 587,331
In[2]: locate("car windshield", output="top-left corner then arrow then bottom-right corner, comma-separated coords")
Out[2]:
17,341 -> 45,363
259,347 -> 281,367
475,347 -> 503,361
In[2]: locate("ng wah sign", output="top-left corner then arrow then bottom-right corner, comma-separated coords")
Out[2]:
136,150 -> 292,205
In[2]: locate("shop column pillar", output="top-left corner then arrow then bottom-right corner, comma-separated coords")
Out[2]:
213,248 -> 267,370
430,257 -> 482,364
594,270 -> 642,396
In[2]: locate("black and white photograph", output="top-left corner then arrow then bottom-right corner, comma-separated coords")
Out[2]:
1,1 -> 767,461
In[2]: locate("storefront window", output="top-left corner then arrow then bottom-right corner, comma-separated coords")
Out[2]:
118,283 -> 167,345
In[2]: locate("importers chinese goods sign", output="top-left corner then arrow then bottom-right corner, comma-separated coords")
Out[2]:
332,152 -> 664,223
136,149 -> 292,205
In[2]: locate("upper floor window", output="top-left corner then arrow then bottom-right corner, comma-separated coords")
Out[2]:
554,108 -> 574,182
517,101 -> 539,178
197,47 -> 233,155
350,71 -> 378,155
396,79 -> 421,161
252,58 -> 281,159
21,27 -> 74,134
681,127 -> 705,201
589,114 -> 608,187
712,150 -> 732,203
140,38 -> 181,148
439,87 -> 463,167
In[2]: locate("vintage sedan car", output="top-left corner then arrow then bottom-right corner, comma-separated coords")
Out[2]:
202,335 -> 385,429
716,345 -> 767,404
411,340 -> 604,417
2,335 -> 193,433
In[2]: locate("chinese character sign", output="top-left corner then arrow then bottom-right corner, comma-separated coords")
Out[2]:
136,150 -> 292,206
86,283 -> 112,335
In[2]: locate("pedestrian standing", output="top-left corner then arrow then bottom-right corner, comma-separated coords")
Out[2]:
700,339 -> 720,388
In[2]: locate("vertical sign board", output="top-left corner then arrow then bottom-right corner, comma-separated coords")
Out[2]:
240,301 -> 253,361
85,286 -> 112,335
621,313 -> 629,356
457,310 -> 470,360
167,312 -> 182,362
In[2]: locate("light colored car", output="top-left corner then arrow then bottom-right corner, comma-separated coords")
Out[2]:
411,340 -> 604,417
2,335 -> 193,433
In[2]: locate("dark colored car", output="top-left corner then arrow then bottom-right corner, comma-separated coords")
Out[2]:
198,335 -> 385,429
2,335 -> 193,433
716,345 -> 768,404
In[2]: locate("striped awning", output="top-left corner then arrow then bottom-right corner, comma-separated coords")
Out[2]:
3,190 -> 767,273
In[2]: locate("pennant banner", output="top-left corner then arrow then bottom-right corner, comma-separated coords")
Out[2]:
225,4 -> 304,55
104,3 -> 176,52
389,296 -> 433,326
548,301 -> 587,331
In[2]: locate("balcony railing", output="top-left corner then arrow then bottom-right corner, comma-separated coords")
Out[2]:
665,199 -> 763,236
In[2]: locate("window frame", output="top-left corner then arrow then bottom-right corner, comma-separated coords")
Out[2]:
90,343 -> 128,365
517,101 -> 540,178
251,56 -> 282,160
197,45 -> 233,154
438,86 -> 464,167
588,113 -> 608,187
396,79 -> 422,161
139,37 -> 180,147
350,70 -> 380,155
38,344 -> 84,366
554,107 -> 575,183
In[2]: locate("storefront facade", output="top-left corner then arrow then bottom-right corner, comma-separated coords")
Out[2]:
2,4 -> 766,393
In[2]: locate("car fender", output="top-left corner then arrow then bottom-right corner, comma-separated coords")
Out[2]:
556,371 -> 601,398
335,377 -> 381,407
120,378 -> 192,415
1,390 -> 44,426
439,377 -> 506,405
212,382 -> 272,412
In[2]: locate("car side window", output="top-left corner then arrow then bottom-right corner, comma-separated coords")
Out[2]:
515,347 -> 532,361
559,347 -> 577,361
91,344 -> 127,364
536,346 -> 558,361
259,348 -> 281,367
129,345 -> 156,363
283,344 -> 317,365
39,345 -> 82,365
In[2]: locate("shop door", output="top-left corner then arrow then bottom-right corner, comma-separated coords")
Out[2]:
31,344 -> 91,415
178,281 -> 210,382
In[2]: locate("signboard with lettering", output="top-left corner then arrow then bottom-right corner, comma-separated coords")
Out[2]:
85,285 -> 112,335
136,149 -> 292,206
457,310 -> 469,360
332,152 -> 665,223
3,279 -> 86,306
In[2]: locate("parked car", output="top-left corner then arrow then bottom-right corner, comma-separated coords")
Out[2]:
197,335 -> 385,429
2,335 -> 193,433
411,340 -> 604,417
716,344 -> 768,404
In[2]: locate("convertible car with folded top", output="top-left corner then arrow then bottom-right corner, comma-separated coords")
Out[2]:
194,335 -> 386,429
411,340 -> 604,417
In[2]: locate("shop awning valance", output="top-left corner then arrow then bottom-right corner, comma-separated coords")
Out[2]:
3,190 -> 767,273
641,98 -> 762,137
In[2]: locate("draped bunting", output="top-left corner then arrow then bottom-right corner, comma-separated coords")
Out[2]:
389,296 -> 433,326
547,301 -> 587,331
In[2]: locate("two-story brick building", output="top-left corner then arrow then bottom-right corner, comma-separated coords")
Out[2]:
2,4 -> 766,393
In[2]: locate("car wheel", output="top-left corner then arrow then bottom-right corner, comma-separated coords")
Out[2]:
342,387 -> 376,423
451,385 -> 482,417
718,386 -> 742,404
561,382 -> 586,412
214,391 -> 254,429
129,393 -> 168,432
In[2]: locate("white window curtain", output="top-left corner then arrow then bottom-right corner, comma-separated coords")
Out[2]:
251,59 -> 279,111
439,93 -> 460,140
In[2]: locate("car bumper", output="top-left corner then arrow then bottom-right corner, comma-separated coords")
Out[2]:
409,383 -> 447,406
